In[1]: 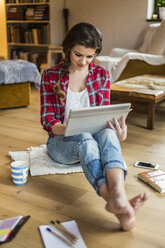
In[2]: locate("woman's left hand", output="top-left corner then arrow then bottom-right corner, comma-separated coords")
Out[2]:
107,116 -> 127,142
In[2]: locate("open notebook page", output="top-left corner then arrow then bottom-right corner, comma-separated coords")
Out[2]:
39,220 -> 87,248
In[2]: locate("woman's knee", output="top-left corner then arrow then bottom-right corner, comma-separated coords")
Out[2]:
103,128 -> 116,137
79,132 -> 94,142
105,128 -> 121,146
97,128 -> 118,141
68,132 -> 94,143
95,128 -> 121,150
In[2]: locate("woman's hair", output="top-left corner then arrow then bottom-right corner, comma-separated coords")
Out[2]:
53,22 -> 102,104
63,22 -> 102,57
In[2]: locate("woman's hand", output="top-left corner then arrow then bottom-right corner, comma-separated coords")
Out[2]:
52,122 -> 66,135
107,116 -> 127,142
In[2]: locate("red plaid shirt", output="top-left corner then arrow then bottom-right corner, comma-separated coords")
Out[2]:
40,61 -> 110,137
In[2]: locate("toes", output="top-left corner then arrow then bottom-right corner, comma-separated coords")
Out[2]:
142,192 -> 149,201
130,192 -> 149,205
129,192 -> 149,212
129,194 -> 143,204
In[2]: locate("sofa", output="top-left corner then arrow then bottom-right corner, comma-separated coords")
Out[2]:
94,20 -> 165,83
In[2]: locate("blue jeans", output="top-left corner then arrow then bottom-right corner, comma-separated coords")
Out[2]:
47,128 -> 127,194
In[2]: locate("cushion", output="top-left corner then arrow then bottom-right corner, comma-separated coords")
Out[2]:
139,23 -> 160,53
146,19 -> 165,55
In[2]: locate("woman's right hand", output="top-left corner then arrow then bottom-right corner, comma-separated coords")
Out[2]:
52,123 -> 66,135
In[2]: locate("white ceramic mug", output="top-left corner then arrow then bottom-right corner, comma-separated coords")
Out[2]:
11,161 -> 28,186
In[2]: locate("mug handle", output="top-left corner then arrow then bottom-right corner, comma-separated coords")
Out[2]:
21,169 -> 27,182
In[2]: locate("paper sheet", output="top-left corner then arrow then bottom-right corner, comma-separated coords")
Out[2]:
39,220 -> 87,248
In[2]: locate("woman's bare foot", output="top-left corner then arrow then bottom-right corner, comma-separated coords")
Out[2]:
99,169 -> 149,231
115,192 -> 149,231
105,184 -> 134,218
101,184 -> 149,231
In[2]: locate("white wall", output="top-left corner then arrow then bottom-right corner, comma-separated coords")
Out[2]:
50,0 -> 65,46
65,0 -> 149,55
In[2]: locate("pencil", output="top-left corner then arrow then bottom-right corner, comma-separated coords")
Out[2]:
50,222 -> 76,244
57,220 -> 78,241
51,220 -> 78,241
46,227 -> 73,247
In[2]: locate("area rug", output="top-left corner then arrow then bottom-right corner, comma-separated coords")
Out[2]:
9,144 -> 82,176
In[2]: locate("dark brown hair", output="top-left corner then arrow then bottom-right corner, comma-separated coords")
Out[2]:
53,22 -> 102,104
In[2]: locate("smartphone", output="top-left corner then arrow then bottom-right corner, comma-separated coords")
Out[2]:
134,161 -> 159,170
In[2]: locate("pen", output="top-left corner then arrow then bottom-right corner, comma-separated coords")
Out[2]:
46,227 -> 73,247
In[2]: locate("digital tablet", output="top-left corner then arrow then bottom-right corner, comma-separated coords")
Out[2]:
65,103 -> 131,137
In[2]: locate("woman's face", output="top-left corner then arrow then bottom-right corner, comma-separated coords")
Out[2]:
70,45 -> 96,71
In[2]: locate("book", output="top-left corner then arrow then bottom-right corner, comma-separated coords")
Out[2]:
0,215 -> 30,244
0,216 -> 23,242
137,169 -> 165,193
32,28 -> 38,44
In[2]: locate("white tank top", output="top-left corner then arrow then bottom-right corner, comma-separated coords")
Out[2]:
63,87 -> 90,124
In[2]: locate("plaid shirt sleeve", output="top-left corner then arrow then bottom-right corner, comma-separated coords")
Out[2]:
102,68 -> 111,105
40,67 -> 63,134
87,64 -> 110,106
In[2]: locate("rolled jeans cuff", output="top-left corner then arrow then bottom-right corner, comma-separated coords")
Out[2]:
96,177 -> 107,195
95,163 -> 127,196
104,162 -> 128,179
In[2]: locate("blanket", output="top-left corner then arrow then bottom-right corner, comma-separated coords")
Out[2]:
115,74 -> 165,95
0,59 -> 41,89
9,145 -> 83,176
95,50 -> 165,83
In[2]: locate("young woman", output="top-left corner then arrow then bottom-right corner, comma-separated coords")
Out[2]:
40,22 -> 148,231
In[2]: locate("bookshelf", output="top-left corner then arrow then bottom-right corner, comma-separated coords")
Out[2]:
5,0 -> 64,71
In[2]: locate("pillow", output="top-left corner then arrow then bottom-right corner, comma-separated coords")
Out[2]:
139,23 -> 160,53
146,19 -> 165,55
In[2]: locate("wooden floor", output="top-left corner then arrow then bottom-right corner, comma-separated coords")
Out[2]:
0,86 -> 165,248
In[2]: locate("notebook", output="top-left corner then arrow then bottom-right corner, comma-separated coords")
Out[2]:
65,103 -> 131,136
39,220 -> 87,248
